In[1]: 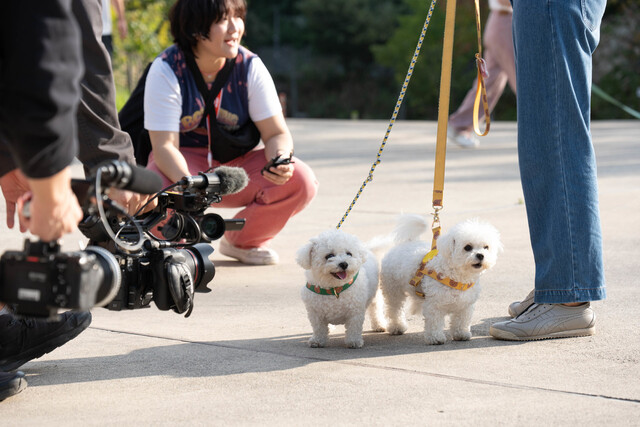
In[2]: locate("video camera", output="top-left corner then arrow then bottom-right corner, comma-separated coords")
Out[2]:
0,160 -> 248,319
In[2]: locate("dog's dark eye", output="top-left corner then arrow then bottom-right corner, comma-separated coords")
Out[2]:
484,245 -> 489,250
464,245 -> 473,252
325,253 -> 335,260
346,252 -> 352,257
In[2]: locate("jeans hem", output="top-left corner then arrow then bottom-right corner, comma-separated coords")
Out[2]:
534,288 -> 606,304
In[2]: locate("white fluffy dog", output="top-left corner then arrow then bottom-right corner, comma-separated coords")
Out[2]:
297,229 -> 385,349
380,215 -> 502,345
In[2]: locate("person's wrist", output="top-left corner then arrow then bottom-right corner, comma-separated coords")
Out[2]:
27,167 -> 73,203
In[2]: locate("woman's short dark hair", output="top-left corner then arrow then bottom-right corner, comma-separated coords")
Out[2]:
169,0 -> 247,55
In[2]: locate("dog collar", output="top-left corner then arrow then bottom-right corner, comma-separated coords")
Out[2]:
306,271 -> 359,299
409,249 -> 474,297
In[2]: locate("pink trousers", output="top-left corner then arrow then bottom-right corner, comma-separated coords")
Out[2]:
449,11 -> 516,132
147,147 -> 318,249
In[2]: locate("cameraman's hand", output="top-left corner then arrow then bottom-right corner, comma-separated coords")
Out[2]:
0,169 -> 30,230
108,188 -> 158,216
20,167 -> 83,242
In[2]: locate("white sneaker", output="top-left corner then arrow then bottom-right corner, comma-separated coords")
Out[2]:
490,303 -> 596,341
219,238 -> 279,265
447,128 -> 479,148
508,289 -> 535,318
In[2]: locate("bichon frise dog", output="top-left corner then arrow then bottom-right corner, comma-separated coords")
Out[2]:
380,214 -> 502,345
297,229 -> 385,349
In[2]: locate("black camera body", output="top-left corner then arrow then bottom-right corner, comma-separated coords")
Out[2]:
0,240 -> 118,318
0,162 -> 247,318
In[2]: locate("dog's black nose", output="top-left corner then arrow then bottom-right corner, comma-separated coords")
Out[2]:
476,253 -> 484,261
339,262 -> 348,270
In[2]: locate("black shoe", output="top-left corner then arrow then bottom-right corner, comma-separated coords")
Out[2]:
0,371 -> 27,401
0,311 -> 92,372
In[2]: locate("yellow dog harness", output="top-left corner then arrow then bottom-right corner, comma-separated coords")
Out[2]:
409,249 -> 474,298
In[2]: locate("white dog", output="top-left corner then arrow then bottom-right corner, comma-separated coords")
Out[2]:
297,229 -> 385,349
380,215 -> 502,345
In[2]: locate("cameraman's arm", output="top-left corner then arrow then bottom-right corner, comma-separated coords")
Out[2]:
149,130 -> 192,184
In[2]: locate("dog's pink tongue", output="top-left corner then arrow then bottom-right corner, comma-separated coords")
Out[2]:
336,272 -> 347,280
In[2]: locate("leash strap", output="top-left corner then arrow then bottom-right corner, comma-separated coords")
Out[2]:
335,0 -> 438,230
472,0 -> 490,136
432,0 -> 457,246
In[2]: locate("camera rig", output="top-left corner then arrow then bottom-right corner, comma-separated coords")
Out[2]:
0,161 -> 247,319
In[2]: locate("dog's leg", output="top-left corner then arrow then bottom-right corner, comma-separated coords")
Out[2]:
307,311 -> 329,348
344,313 -> 366,349
367,290 -> 387,332
382,285 -> 407,335
450,305 -> 474,341
422,302 -> 447,345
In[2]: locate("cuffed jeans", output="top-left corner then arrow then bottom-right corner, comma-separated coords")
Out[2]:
512,0 -> 607,303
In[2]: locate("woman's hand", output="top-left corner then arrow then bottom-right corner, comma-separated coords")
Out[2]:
262,161 -> 294,185
255,114 -> 295,186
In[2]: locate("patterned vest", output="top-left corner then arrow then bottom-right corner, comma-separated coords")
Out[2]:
158,45 -> 256,149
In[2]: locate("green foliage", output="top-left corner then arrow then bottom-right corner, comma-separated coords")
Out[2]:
110,0 -> 634,119
592,1 -> 640,119
112,0 -> 173,100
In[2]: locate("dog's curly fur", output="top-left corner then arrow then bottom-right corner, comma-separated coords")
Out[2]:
297,230 -> 384,349
380,214 -> 502,345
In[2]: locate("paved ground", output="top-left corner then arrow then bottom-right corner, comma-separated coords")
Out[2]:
1,119 -> 639,425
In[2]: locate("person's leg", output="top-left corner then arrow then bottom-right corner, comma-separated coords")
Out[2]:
514,0 -> 606,304
490,0 -> 607,340
218,149 -> 318,249
0,311 -> 92,371
483,11 -> 516,95
448,12 -> 510,146
146,147 -> 318,262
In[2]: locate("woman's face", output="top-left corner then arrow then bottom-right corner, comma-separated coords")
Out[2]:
197,12 -> 245,60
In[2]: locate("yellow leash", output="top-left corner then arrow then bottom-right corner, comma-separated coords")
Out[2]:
473,0 -> 491,137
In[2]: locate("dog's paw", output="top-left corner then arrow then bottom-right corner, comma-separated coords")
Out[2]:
452,330 -> 472,341
386,323 -> 407,335
308,337 -> 326,348
345,337 -> 364,349
424,332 -> 447,345
370,320 -> 387,333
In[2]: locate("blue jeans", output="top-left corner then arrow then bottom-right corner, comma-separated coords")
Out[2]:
512,0 -> 607,303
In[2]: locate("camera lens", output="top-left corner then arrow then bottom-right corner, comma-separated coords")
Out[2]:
85,246 -> 122,307
179,243 -> 215,290
198,213 -> 226,242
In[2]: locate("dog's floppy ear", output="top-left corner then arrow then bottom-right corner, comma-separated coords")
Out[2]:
436,233 -> 455,261
296,240 -> 315,270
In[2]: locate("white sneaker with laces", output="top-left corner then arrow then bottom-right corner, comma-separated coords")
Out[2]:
508,289 -> 535,317
219,238 -> 279,265
490,303 -> 596,341
447,128 -> 480,148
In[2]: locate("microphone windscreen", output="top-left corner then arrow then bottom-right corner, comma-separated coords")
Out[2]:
214,166 -> 249,195
126,164 -> 163,194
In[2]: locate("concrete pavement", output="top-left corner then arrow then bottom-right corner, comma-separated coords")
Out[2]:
1,119 -> 639,425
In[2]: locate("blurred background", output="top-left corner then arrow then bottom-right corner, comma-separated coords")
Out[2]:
111,0 -> 639,121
